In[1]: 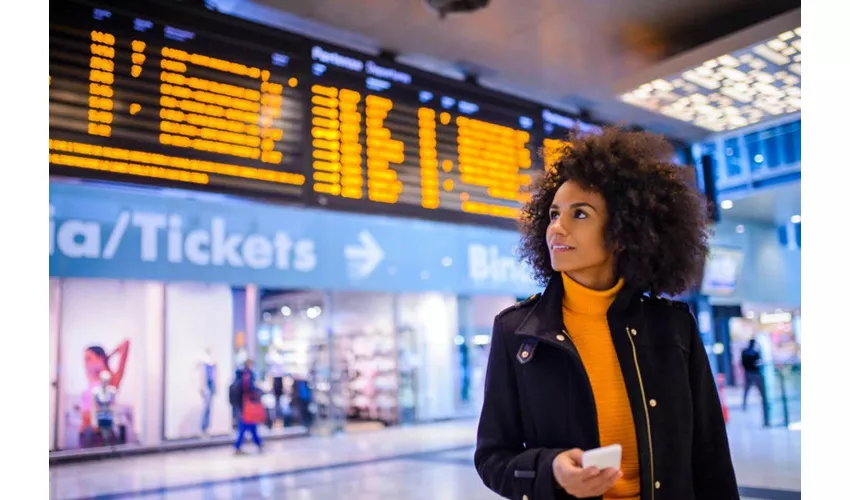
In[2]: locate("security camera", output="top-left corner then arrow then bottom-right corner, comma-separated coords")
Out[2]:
422,0 -> 491,19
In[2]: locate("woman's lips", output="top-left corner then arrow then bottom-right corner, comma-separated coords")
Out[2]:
550,244 -> 575,253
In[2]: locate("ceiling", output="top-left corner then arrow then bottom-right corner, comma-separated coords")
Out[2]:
617,18 -> 800,133
216,0 -> 800,141
719,181 -> 800,225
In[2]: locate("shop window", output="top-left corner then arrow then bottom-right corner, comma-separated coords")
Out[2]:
330,291 -> 398,430
163,283 -> 236,440
257,290 -> 329,434
396,293 -> 459,422
56,279 -> 162,451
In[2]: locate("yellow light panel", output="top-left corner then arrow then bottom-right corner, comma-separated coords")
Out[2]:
49,139 -> 303,185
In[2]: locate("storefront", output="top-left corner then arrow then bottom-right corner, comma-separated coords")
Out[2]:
730,306 -> 801,376
49,181 -> 538,457
728,305 -> 801,426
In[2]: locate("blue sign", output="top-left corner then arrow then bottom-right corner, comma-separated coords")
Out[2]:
49,182 -> 541,296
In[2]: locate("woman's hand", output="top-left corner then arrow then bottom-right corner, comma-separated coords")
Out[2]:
552,449 -> 621,498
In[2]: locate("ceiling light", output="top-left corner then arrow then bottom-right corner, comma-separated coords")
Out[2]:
280,306 -> 291,316
720,200 -> 734,210
736,224 -> 746,234
790,214 -> 801,223
305,306 -> 321,319
615,10 -> 800,132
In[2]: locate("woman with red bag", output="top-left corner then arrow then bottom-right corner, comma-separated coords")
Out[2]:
233,360 -> 264,454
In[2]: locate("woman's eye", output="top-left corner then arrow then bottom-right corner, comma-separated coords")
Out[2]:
574,209 -> 588,219
549,210 -> 560,221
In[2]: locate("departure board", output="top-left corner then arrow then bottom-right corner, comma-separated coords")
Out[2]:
49,0 -> 307,199
49,0 -> 611,229
307,43 -> 543,223
539,108 -> 603,170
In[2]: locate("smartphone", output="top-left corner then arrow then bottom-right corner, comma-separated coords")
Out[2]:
581,444 -> 622,470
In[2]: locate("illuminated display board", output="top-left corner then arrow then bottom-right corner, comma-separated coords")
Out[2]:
308,44 -> 541,223
539,108 -> 604,170
49,0 -> 307,199
50,0 -> 605,229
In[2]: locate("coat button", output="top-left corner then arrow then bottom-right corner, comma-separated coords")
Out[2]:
630,328 -> 637,336
522,496 -> 529,500
649,398 -> 657,407
521,351 -> 529,359
655,481 -> 661,489
556,334 -> 566,341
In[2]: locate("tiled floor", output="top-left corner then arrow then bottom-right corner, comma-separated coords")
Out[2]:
51,404 -> 800,500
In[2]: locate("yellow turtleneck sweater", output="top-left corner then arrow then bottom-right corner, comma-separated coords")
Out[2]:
562,273 -> 640,500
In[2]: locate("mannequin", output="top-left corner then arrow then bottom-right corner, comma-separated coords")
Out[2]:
91,370 -> 117,446
265,340 -> 287,424
199,347 -> 217,436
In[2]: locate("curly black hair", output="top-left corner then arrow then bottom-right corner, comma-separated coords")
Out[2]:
518,126 -> 710,296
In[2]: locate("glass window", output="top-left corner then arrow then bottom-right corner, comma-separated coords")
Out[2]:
163,283 -> 237,440
396,293 -> 459,422
780,120 -> 801,165
258,289 -> 329,434
57,279 -> 162,451
723,138 -> 742,178
745,132 -> 765,174
330,292 -> 398,429
764,128 -> 782,169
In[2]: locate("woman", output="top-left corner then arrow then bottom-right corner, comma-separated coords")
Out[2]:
474,128 -> 738,500
79,341 -> 130,447
233,359 -> 264,454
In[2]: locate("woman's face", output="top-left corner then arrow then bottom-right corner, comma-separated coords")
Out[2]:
84,350 -> 107,379
546,181 -> 616,284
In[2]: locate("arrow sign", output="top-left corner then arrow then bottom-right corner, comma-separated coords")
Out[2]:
344,230 -> 385,279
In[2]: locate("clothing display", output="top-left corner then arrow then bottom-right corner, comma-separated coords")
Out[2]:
200,358 -> 216,434
341,329 -> 399,425
92,384 -> 117,430
265,347 -> 287,378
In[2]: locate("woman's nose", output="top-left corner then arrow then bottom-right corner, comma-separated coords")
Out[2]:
550,219 -> 568,236
556,216 -> 572,232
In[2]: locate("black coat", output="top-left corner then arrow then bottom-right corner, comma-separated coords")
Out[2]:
474,275 -> 739,500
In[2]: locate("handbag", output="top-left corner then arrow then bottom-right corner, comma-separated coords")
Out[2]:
241,396 -> 266,425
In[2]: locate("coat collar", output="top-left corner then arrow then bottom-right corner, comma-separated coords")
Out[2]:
515,273 -> 644,338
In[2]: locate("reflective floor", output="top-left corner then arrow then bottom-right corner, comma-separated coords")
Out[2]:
51,393 -> 800,500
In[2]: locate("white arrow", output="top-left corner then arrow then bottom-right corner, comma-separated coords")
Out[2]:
344,230 -> 385,279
